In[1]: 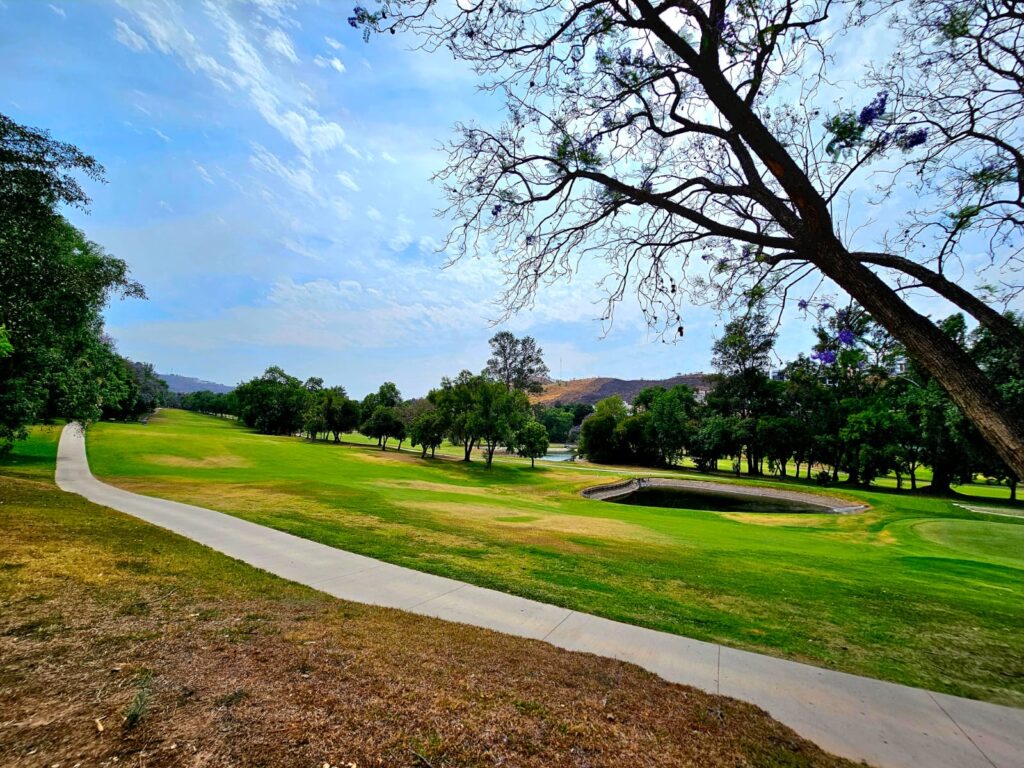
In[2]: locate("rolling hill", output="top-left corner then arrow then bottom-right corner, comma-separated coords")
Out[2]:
532,373 -> 713,406
158,373 -> 234,395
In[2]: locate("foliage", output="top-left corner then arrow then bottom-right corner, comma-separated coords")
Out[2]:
514,420 -> 550,467
484,331 -> 550,393
0,114 -> 145,450
234,367 -> 309,436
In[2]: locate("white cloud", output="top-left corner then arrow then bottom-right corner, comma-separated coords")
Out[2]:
264,28 -> 298,63
336,171 -> 360,192
324,36 -> 342,50
249,144 -> 318,200
380,151 -> 397,163
48,4 -> 65,17
151,127 -> 172,142
159,200 -> 174,212
366,206 -> 382,221
388,230 -> 413,252
114,19 -> 149,52
120,0 -> 345,156
193,161 -> 215,185
313,55 -> 345,74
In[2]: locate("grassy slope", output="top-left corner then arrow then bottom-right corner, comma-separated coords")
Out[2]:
87,410 -> 1024,706
0,428 -> 854,768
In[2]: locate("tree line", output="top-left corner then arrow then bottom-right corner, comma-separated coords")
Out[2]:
576,306 -> 1022,498
182,332 -> 559,468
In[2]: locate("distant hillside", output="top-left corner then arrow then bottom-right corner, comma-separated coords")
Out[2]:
533,373 -> 713,406
158,373 -> 234,395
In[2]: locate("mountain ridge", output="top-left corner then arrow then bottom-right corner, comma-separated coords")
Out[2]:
532,373 -> 713,406
158,373 -> 234,395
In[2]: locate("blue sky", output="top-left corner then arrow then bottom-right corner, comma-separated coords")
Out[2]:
0,0 -> 1000,396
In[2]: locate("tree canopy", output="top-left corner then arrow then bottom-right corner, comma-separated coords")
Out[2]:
0,113 -> 147,449
357,0 -> 1024,478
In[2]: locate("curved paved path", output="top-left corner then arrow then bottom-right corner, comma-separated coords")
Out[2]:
56,424 -> 1023,768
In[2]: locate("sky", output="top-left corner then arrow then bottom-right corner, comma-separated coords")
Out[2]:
0,0 -> 1009,397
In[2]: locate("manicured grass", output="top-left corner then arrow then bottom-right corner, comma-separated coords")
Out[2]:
0,427 -> 853,767
87,410 -> 1024,706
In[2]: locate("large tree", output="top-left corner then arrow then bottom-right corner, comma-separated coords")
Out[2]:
484,331 -> 550,392
0,114 -> 144,449
356,0 -> 1024,478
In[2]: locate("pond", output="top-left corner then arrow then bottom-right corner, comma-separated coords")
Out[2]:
539,449 -> 576,462
609,485 -> 831,514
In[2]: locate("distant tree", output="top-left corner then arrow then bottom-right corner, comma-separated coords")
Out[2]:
234,366 -> 308,435
632,386 -> 666,413
567,403 -> 595,426
410,409 -> 447,458
429,370 -> 483,461
577,396 -> 628,464
321,387 -> 359,442
649,385 -> 698,467
484,331 -> 550,393
377,381 -> 401,408
365,405 -> 406,451
473,379 -> 531,467
537,406 -> 573,444
516,420 -> 550,467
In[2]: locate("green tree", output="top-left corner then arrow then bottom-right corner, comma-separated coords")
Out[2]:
537,406 -> 573,443
515,420 -> 550,467
473,379 -> 531,468
484,331 -> 550,393
649,385 -> 697,467
234,366 -> 309,436
410,409 -> 447,458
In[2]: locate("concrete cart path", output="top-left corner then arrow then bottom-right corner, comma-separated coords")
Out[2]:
55,424 -> 1024,768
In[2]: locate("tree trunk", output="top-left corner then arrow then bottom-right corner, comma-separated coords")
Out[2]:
812,244 -> 1024,480
1009,478 -> 1018,502
641,18 -> 1024,482
531,456 -> 535,468
381,437 -> 388,451
854,252 -> 1024,353
910,467 -> 917,491
431,446 -> 436,458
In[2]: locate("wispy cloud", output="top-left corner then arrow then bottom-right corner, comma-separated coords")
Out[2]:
264,28 -> 298,63
48,4 -> 65,18
335,171 -> 360,192
193,161 -> 215,185
114,19 -> 149,51
313,54 -> 345,74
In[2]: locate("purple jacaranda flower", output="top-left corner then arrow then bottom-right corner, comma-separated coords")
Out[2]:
491,204 -> 503,217
525,235 -> 535,245
899,128 -> 928,149
797,299 -> 809,310
812,349 -> 838,364
858,92 -> 888,127
838,329 -> 856,346
821,302 -> 832,310
640,180 -> 653,192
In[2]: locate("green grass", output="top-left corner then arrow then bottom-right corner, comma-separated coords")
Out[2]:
84,410 -> 1024,706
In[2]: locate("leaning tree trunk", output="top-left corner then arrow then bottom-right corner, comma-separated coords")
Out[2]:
660,33 -> 1024,482
813,243 -> 1024,481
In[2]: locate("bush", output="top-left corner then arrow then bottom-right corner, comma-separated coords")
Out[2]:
816,470 -> 831,486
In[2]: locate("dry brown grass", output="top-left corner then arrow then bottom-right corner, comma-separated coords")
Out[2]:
0,471 -> 857,768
